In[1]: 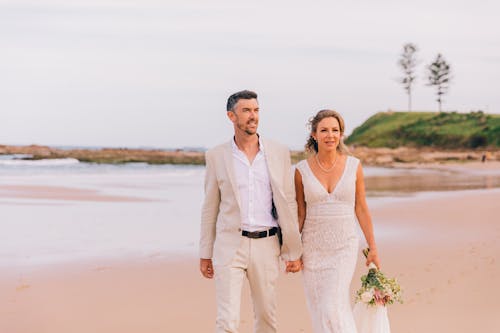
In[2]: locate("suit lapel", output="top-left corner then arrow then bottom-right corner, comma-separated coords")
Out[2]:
262,139 -> 285,199
223,141 -> 242,209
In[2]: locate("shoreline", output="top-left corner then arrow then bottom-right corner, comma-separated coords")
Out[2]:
1,189 -> 499,332
1,144 -> 499,166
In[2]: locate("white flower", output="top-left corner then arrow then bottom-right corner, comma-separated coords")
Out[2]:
361,291 -> 373,303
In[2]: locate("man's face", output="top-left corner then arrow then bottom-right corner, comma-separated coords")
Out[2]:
228,98 -> 259,136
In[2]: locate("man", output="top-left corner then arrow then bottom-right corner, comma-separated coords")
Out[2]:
199,90 -> 303,333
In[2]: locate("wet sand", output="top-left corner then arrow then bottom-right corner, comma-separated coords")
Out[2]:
393,160 -> 500,172
365,161 -> 500,195
0,185 -> 153,202
1,189 -> 498,333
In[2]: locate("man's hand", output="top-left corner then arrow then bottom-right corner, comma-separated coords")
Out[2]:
200,258 -> 214,279
285,259 -> 302,273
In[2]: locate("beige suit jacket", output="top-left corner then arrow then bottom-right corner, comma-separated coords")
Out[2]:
199,138 -> 302,266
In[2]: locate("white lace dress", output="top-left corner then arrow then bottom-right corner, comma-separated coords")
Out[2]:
296,156 -> 360,333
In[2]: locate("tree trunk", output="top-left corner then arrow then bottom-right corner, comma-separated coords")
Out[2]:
437,85 -> 442,112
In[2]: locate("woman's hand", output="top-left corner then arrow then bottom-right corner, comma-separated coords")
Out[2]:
366,249 -> 381,269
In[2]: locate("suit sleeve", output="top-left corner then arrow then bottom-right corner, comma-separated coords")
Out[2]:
279,147 -> 303,261
199,150 -> 220,259
283,149 -> 298,214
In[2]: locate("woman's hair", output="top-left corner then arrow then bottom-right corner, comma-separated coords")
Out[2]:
305,109 -> 350,154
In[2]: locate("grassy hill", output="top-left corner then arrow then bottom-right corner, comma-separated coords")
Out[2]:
345,111 -> 500,148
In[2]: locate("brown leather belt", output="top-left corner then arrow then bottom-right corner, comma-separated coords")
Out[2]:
242,227 -> 278,239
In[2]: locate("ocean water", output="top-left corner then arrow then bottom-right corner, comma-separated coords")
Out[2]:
0,160 -> 205,267
0,157 -> 499,267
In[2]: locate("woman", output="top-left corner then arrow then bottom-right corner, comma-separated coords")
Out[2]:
295,109 -> 380,333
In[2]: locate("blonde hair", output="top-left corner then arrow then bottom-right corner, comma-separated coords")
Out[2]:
305,109 -> 350,154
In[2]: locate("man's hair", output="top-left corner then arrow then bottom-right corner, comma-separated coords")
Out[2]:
226,90 -> 258,112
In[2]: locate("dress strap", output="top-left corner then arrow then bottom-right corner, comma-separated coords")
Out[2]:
295,159 -> 308,178
345,155 -> 360,178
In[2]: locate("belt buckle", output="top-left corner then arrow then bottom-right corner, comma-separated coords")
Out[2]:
247,231 -> 261,239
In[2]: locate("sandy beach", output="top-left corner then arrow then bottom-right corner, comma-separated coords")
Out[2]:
1,185 -> 498,333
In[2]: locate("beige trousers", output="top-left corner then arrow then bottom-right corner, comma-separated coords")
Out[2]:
214,234 -> 281,333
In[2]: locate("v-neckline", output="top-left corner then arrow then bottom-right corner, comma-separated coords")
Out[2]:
305,156 -> 349,195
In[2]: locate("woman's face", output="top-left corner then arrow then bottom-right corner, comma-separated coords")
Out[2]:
313,116 -> 341,153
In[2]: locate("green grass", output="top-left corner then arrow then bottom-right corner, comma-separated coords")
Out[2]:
346,111 -> 500,148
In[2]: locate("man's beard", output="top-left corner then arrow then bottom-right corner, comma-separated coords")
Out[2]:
237,120 -> 258,135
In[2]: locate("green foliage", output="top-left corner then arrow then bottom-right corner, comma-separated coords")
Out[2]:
363,269 -> 384,290
356,267 -> 403,306
346,111 -> 500,148
427,53 -> 452,111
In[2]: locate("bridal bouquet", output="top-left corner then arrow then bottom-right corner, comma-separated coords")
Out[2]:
353,248 -> 402,333
355,249 -> 402,306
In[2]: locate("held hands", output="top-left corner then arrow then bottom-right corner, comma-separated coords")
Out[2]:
200,258 -> 214,279
202,257 -> 303,277
285,259 -> 303,273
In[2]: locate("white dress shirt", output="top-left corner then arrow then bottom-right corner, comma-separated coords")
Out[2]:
231,137 -> 278,232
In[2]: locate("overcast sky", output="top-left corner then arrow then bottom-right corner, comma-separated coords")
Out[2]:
1,0 -> 499,149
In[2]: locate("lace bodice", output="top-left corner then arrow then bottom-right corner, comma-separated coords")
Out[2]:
296,155 -> 359,218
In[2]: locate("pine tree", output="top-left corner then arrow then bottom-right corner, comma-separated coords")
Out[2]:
427,54 -> 451,112
398,43 -> 418,111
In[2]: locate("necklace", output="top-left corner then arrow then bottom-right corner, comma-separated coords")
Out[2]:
315,153 -> 338,173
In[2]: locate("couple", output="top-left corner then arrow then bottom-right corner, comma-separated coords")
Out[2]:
199,90 -> 380,333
